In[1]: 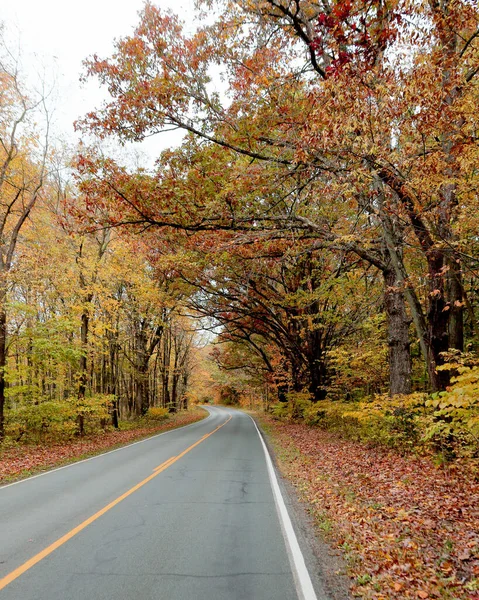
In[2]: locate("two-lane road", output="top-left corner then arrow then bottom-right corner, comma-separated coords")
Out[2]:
0,407 -> 323,600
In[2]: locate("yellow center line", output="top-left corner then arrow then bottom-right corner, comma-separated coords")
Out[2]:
0,414 -> 232,592
153,456 -> 177,472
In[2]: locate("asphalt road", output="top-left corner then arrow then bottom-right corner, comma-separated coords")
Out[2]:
0,406 -> 322,600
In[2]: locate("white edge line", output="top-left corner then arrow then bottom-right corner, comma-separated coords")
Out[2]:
249,415 -> 318,600
0,407 -> 213,491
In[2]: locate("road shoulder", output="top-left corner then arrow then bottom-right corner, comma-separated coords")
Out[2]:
251,411 -> 352,600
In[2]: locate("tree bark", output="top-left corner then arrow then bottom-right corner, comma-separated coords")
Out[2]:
0,304 -> 6,440
162,329 -> 171,410
136,361 -> 150,416
378,203 -> 443,390
77,306 -> 91,436
383,268 -> 412,395
447,257 -> 464,352
108,329 -> 120,428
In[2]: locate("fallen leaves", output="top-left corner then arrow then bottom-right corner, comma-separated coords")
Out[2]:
258,414 -> 479,600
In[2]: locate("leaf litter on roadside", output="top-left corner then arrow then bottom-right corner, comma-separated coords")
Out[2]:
259,414 -> 479,600
0,410 -> 206,483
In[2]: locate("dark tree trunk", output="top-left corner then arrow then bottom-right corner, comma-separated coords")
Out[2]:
276,383 -> 288,402
379,198 -> 446,392
111,399 -> 119,429
77,306 -> 91,436
78,310 -> 89,398
162,329 -> 171,410
136,361 -> 150,416
170,344 -> 179,413
0,306 -> 6,441
134,324 -> 152,416
291,358 -> 303,393
182,373 -> 189,410
308,353 -> 327,401
304,324 -> 328,401
170,374 -> 179,413
383,268 -> 412,395
108,333 -> 119,428
447,257 -> 464,352
426,252 -> 451,390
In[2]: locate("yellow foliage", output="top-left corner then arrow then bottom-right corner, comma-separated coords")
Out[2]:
424,366 -> 479,453
145,407 -> 169,421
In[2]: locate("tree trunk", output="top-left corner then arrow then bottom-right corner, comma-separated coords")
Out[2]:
379,203 -> 445,391
0,305 -> 6,441
136,361 -> 150,416
170,339 -> 181,412
171,373 -> 179,413
447,257 -> 464,351
383,268 -> 412,395
162,329 -> 171,410
182,373 -> 189,409
77,308 -> 90,436
108,332 -> 119,428
426,251 -> 451,390
308,350 -> 327,401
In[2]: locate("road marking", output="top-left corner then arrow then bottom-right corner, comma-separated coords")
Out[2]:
250,416 -> 319,600
0,413 -> 231,592
153,456 -> 176,471
0,407 -> 213,491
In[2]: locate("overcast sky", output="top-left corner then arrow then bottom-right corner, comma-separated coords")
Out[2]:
2,0 -> 193,160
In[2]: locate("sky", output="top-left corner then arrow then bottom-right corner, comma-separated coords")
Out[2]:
1,0 -> 193,161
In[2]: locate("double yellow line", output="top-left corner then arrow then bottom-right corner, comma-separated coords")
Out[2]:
0,414 -> 232,591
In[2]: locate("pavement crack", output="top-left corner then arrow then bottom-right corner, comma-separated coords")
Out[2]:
72,571 -> 290,579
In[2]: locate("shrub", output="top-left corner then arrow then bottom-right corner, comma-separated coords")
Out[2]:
424,365 -> 479,458
6,401 -> 77,442
6,394 -> 115,442
145,407 -> 169,421
341,393 -> 427,451
271,392 -> 314,421
267,366 -> 479,458
272,393 -> 428,452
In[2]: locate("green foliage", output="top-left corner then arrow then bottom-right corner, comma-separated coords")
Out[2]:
6,402 -> 78,443
342,394 -> 426,451
271,401 -> 289,419
6,394 -> 114,443
272,393 -> 428,452
72,394 -> 112,423
271,392 -> 314,422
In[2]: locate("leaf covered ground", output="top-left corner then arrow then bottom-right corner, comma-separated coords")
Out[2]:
258,413 -> 479,600
0,408 -> 207,484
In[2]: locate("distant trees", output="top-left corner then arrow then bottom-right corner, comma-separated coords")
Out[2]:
6,209 -> 196,431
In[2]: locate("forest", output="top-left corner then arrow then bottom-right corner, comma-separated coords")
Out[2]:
0,51 -> 198,443
1,2 -> 479,598
1,0 -> 479,457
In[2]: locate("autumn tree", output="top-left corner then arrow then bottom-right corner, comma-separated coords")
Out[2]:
74,2 -> 416,396
77,0 -> 479,393
0,37 -> 50,439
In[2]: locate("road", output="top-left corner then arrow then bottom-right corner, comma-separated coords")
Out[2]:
0,406 -> 322,600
